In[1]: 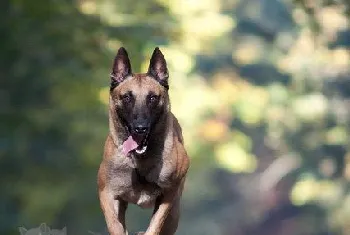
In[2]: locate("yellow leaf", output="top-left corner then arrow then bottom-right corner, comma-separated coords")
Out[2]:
290,177 -> 318,206
215,143 -> 257,173
200,120 -> 229,142
98,86 -> 109,105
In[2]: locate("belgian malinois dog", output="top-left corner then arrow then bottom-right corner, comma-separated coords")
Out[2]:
98,47 -> 190,235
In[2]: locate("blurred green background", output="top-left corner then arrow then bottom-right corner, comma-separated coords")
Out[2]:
1,0 -> 350,234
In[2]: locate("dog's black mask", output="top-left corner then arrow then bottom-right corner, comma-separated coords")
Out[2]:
110,47 -> 169,155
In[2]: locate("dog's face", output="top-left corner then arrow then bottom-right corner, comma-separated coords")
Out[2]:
109,47 -> 170,155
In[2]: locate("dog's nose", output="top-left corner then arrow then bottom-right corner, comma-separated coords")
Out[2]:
134,125 -> 148,134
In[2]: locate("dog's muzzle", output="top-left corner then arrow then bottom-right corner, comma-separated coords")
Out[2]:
132,130 -> 149,155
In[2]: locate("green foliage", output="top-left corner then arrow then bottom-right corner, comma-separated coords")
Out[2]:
1,0 -> 349,235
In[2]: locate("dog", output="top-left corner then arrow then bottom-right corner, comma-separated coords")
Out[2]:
98,47 -> 190,235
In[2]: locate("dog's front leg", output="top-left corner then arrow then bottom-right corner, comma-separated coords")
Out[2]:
143,181 -> 183,235
99,189 -> 128,235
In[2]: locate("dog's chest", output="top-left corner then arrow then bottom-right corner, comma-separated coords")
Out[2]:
108,163 -> 163,208
126,170 -> 162,208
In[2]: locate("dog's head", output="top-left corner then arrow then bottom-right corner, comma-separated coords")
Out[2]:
109,47 -> 170,156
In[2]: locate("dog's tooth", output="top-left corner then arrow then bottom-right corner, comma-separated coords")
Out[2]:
135,145 -> 147,154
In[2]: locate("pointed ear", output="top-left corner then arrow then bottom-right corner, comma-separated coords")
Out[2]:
19,227 -> 27,235
148,47 -> 169,89
110,47 -> 132,88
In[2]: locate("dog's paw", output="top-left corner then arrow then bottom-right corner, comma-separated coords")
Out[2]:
135,232 -> 145,235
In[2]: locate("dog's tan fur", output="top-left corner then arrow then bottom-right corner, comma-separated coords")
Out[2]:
98,48 -> 189,235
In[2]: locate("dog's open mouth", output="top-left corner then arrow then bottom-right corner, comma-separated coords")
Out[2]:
133,133 -> 148,155
122,134 -> 148,156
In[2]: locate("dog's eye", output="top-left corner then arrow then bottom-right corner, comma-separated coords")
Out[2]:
121,95 -> 131,103
149,95 -> 159,103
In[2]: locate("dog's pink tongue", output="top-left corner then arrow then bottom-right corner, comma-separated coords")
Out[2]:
122,136 -> 138,156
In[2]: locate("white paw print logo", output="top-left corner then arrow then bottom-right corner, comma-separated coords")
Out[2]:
19,223 -> 66,235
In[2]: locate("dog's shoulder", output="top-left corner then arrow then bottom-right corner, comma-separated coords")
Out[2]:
170,113 -> 190,181
98,135 -> 115,189
103,134 -> 115,160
